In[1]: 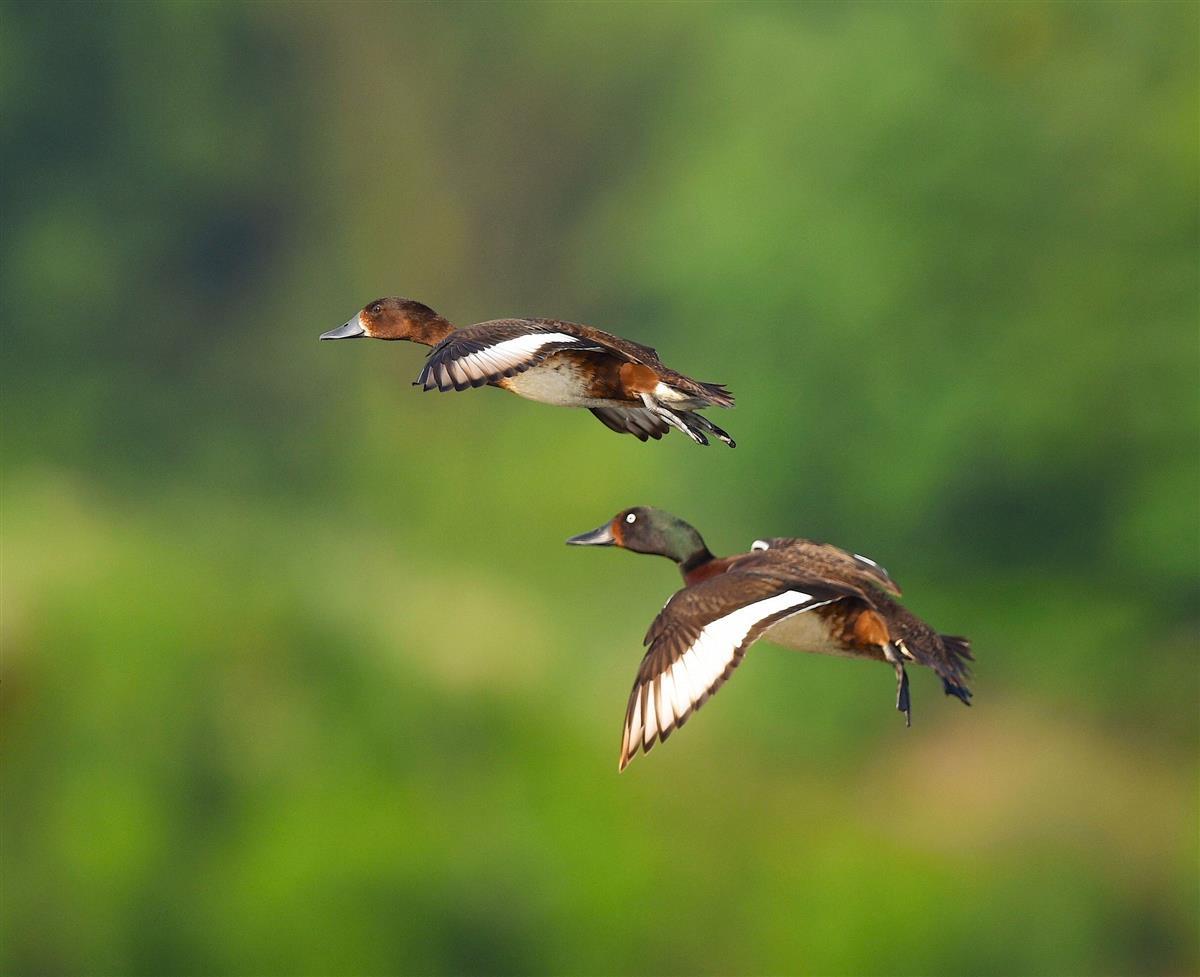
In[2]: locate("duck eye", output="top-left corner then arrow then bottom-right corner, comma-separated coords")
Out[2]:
751,539 -> 769,551
370,304 -> 382,316
625,513 -> 637,524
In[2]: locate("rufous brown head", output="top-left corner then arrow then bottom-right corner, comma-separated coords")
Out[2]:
320,297 -> 451,345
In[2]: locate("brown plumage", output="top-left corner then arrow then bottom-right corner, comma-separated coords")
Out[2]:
566,507 -> 974,770
320,299 -> 735,446
746,537 -> 904,596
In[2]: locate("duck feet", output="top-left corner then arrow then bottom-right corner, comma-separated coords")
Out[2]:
640,393 -> 709,445
895,663 -> 911,727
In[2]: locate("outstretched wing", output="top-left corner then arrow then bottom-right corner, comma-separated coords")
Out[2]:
416,320 -> 605,391
415,318 -> 662,392
618,570 -> 849,770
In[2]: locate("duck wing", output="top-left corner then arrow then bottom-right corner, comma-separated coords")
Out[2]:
749,537 -> 903,597
415,319 -> 612,392
536,319 -> 662,365
618,566 -> 860,770
588,407 -> 669,441
415,318 -> 667,393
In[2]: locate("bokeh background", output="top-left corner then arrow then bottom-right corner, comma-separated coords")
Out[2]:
3,3 -> 1197,975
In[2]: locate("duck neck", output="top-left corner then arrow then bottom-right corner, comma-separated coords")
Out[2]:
409,313 -> 456,347
683,548 -> 728,585
660,522 -> 714,581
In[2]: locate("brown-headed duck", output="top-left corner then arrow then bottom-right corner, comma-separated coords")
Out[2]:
322,298 -> 735,446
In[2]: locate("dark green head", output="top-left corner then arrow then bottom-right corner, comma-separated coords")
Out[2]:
566,506 -> 713,571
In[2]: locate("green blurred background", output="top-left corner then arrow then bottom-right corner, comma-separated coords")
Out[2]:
3,2 -> 1197,975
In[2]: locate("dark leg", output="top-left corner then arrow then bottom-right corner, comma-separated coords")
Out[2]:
895,663 -> 911,727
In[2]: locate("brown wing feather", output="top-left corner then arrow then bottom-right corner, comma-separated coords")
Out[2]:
619,568 -> 859,770
588,407 -> 669,441
416,320 -> 606,391
416,317 -> 740,414
751,537 -> 903,596
494,318 -> 662,365
532,320 -> 662,364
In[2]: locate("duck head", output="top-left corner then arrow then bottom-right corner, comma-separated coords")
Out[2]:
321,297 -> 453,345
567,506 -> 714,570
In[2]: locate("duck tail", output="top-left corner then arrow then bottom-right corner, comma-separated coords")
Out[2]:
699,381 -> 735,408
938,635 -> 974,706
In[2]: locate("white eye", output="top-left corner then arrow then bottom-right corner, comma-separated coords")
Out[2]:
625,513 -> 637,524
751,539 -> 769,551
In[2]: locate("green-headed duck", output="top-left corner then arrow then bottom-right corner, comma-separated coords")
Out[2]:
568,506 -> 973,770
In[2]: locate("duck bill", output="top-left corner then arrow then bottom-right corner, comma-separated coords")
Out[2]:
566,523 -> 616,547
320,316 -> 366,340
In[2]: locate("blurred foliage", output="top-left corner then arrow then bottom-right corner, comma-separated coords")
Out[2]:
2,2 -> 1197,975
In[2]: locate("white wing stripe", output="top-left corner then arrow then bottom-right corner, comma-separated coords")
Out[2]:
430,332 -> 587,388
452,332 -> 580,369
669,661 -> 692,718
640,590 -> 815,744
691,648 -> 719,692
664,667 -> 685,726
671,657 -> 699,711
656,670 -> 673,729
643,687 -> 658,747
468,349 -> 504,373
629,693 -> 643,747
684,643 -> 715,691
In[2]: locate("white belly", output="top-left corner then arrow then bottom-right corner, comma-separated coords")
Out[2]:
762,610 -> 856,659
501,361 -> 612,408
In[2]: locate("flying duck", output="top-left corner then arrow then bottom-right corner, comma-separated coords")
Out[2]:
567,507 -> 973,770
321,298 -> 736,446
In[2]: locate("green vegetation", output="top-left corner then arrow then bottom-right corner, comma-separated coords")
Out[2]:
2,3 -> 1196,974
